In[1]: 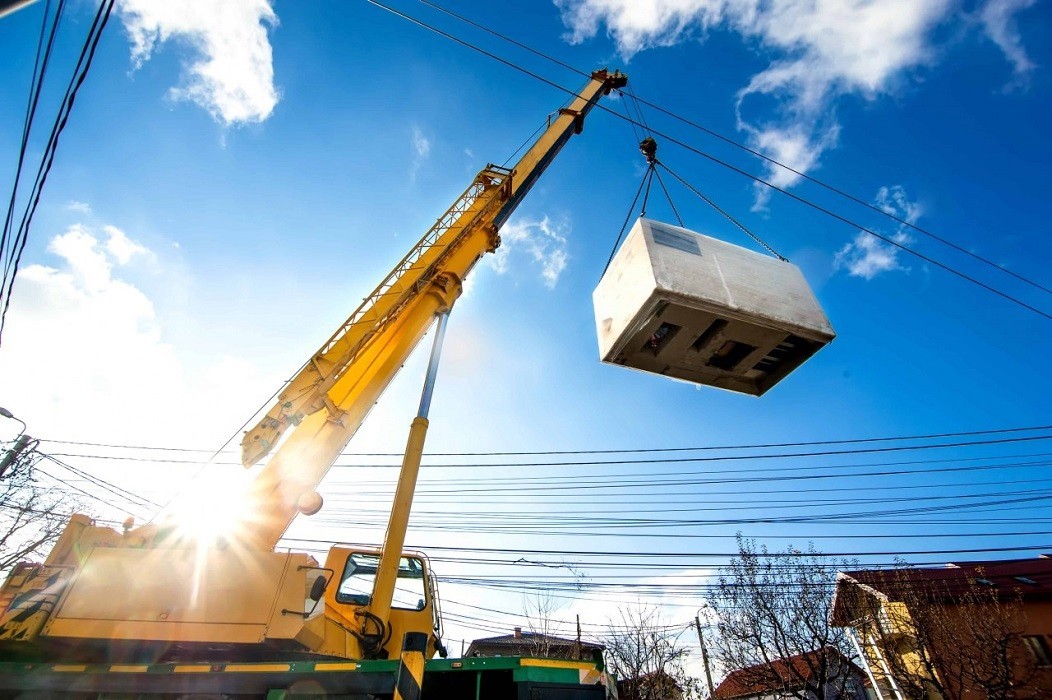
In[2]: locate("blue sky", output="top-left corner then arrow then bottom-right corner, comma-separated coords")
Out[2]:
0,0 -> 1050,669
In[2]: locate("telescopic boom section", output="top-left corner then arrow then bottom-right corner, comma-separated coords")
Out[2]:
238,69 -> 626,550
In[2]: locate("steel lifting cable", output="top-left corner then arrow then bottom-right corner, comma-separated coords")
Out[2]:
601,94 -> 663,275
602,165 -> 653,275
620,81 -> 647,145
625,90 -> 787,262
661,161 -> 788,262
640,165 -> 655,216
651,163 -> 685,228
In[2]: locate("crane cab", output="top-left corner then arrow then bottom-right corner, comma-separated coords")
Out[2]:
311,546 -> 443,661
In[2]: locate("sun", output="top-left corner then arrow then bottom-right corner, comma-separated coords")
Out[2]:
165,466 -> 254,543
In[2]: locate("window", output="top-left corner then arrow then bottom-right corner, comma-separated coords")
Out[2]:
1024,636 -> 1052,667
691,318 -> 727,352
337,552 -> 427,611
644,322 -> 680,354
706,339 -> 757,370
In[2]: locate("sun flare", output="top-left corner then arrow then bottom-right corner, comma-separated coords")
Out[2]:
166,467 -> 254,543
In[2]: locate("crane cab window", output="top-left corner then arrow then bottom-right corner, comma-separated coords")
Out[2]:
337,552 -> 428,610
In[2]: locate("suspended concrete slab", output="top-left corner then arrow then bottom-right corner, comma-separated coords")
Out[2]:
593,218 -> 835,396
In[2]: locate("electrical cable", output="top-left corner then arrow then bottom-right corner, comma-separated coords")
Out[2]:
314,482 -> 1052,518
1,0 -> 64,277
365,0 -> 1051,321
607,111 -> 1052,319
334,433 -> 1051,469
413,0 -> 1052,297
0,0 -> 116,345
36,423 -> 1052,457
34,466 -> 150,521
322,452 -> 1052,487
280,536 -> 1052,561
42,452 -> 1052,493
39,452 -> 160,510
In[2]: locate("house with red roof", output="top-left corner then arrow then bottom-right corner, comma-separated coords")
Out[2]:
465,626 -> 604,661
711,647 -> 870,700
831,555 -> 1052,699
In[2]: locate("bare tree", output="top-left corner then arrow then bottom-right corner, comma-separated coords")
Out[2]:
603,604 -> 703,700
848,565 -> 1049,700
521,589 -> 566,658
0,445 -> 71,574
707,536 -> 862,700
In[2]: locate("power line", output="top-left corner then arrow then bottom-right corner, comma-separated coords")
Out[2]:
304,499 -> 1052,533
40,423 -> 1047,455
413,0 -> 1051,297
1,0 -> 65,284
0,0 -> 116,344
280,536 -> 1052,561
38,425 -> 1052,460
38,451 -> 160,511
364,0 -> 1051,321
321,454 -> 1052,487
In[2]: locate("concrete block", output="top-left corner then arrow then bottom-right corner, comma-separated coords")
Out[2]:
593,218 -> 835,395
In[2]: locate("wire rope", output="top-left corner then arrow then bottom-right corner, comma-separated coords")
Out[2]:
364,0 -> 1051,321
413,0 -> 1051,296
0,0 -> 116,344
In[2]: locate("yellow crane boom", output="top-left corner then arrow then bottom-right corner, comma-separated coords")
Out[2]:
239,69 -> 627,551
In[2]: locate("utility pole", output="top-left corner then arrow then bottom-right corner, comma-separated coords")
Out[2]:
0,407 -> 32,479
0,434 -> 32,478
695,615 -> 715,697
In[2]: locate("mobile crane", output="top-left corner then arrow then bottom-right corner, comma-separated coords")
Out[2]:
0,69 -> 626,698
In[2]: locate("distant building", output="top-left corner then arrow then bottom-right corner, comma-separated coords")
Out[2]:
465,626 -> 604,661
618,669 -> 684,700
831,556 -> 1052,699
711,647 -> 870,700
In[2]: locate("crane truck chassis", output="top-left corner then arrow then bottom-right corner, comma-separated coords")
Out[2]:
0,655 -> 612,698
0,69 -> 627,699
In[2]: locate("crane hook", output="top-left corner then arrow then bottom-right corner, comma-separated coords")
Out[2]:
639,137 -> 658,165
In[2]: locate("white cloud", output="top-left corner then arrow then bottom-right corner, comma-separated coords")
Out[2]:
556,0 -> 1034,206
0,224 -> 182,439
489,216 -> 570,288
0,223 -> 266,452
411,126 -> 431,159
744,122 -> 839,210
979,0 -> 1037,87
833,185 -> 919,279
103,224 -> 154,265
66,200 -> 92,215
118,0 -> 279,125
410,125 -> 432,180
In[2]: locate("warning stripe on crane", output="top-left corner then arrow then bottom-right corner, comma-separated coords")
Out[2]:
393,631 -> 427,700
0,656 -> 608,695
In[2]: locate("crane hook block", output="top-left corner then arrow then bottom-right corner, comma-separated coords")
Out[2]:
639,137 -> 658,164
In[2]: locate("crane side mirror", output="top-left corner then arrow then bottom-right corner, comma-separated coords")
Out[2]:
309,575 -> 327,602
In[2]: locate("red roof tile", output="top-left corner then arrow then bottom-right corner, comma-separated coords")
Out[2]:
711,647 -> 863,699
843,556 -> 1052,602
